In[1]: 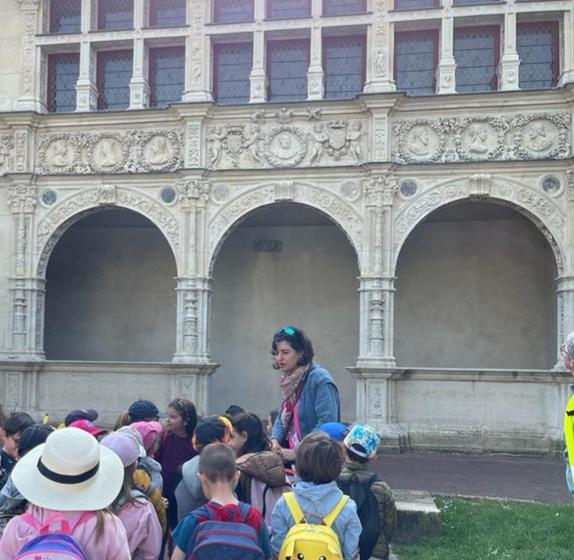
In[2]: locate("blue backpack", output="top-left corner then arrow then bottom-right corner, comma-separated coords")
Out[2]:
186,502 -> 264,560
16,512 -> 92,560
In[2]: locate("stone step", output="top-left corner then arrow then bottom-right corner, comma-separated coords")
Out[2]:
392,489 -> 441,544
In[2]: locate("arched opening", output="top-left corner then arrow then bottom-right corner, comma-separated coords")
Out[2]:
45,208 -> 177,361
211,203 -> 359,419
395,200 -> 557,369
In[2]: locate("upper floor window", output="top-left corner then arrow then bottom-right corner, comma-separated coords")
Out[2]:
395,30 -> 438,96
149,0 -> 186,27
50,0 -> 81,33
517,22 -> 559,90
213,0 -> 254,23
213,42 -> 252,104
324,35 -> 365,99
97,50 -> 133,110
454,26 -> 499,92
267,0 -> 311,19
47,53 -> 79,112
149,47 -> 185,107
394,0 -> 438,10
323,0 -> 365,16
98,0 -> 133,30
267,39 -> 309,101
454,0 -> 501,4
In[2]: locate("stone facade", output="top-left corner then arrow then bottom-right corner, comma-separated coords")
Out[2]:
0,0 -> 573,451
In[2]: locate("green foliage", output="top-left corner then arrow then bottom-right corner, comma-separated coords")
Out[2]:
394,497 -> 574,560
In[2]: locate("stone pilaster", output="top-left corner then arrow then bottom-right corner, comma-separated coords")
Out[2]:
498,7 -> 520,91
559,9 -> 574,86
555,276 -> 574,369
436,10 -> 456,94
182,0 -> 213,102
249,27 -> 267,103
364,6 -> 395,93
128,0 -> 149,109
307,25 -> 324,100
1,178 -> 45,361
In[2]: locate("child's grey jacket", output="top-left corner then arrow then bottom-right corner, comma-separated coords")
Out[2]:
271,480 -> 362,560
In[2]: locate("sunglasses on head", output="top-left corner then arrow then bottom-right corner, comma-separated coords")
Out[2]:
281,326 -> 297,336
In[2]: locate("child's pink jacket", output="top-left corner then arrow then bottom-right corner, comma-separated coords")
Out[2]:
116,498 -> 162,560
0,506 -> 131,560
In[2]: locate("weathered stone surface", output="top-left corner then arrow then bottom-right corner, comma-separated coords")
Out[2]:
393,490 -> 441,544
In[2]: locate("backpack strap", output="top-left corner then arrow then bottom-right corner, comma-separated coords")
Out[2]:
20,511 -> 93,535
284,492 -> 306,524
237,501 -> 252,521
322,495 -> 349,528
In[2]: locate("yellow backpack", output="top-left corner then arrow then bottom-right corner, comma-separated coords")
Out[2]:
279,492 -> 349,560
564,393 -> 574,486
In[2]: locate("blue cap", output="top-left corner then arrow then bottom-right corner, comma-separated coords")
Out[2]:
319,422 -> 350,442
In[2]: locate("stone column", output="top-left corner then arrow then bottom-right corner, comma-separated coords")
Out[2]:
556,276 -> 574,369
249,27 -> 266,103
76,0 -> 97,111
173,178 -> 212,364
183,0 -> 213,102
16,0 -> 44,112
498,6 -> 520,91
364,6 -> 395,93
436,6 -> 456,94
559,9 -> 574,86
307,1 -> 324,100
129,0 -> 150,109
1,179 -> 45,361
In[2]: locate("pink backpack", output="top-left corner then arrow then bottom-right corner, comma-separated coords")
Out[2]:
16,511 -> 94,560
250,479 -> 291,531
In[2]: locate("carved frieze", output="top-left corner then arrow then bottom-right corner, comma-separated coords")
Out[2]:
392,113 -> 571,164
37,129 -> 183,174
0,135 -> 15,174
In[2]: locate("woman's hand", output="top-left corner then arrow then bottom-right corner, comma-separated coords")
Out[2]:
271,439 -> 282,453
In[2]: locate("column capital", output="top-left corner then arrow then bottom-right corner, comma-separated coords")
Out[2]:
176,178 -> 211,208
7,180 -> 37,214
364,175 -> 398,207
17,0 -> 40,11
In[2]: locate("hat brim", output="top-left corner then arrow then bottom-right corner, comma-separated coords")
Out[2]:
64,409 -> 98,427
12,442 -> 124,511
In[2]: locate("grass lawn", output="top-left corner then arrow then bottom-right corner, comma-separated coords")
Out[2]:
393,497 -> 574,560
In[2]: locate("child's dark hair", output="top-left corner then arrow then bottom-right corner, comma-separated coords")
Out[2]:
4,412 -> 34,437
18,424 -> 54,457
225,404 -> 245,419
344,444 -> 370,464
232,412 -> 271,456
168,398 -> 197,438
296,432 -> 343,484
271,326 -> 314,368
199,442 -> 236,483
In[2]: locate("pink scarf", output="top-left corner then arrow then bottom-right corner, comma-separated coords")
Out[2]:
280,365 -> 308,437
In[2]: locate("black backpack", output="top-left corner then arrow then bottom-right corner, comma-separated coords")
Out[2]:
337,473 -> 380,560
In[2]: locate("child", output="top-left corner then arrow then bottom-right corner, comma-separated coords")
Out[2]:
561,331 -> 574,499
171,443 -> 271,560
101,432 -> 162,560
230,413 -> 288,528
0,413 -> 34,491
271,432 -> 361,560
131,421 -> 164,492
0,427 -> 130,560
175,416 -> 231,522
113,399 -> 163,430
156,398 -> 197,530
338,424 -> 397,560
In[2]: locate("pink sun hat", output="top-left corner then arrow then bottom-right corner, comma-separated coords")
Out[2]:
130,421 -> 163,452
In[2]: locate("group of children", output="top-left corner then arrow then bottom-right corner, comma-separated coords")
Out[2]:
0,400 -> 397,560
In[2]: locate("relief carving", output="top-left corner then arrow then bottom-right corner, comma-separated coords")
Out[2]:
0,135 -> 15,174
308,121 -> 363,165
266,126 -> 307,168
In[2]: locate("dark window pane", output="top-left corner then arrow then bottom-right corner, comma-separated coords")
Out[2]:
323,0 -> 365,16
98,0 -> 133,30
214,43 -> 252,104
149,0 -> 186,26
50,0 -> 81,33
267,40 -> 309,101
324,35 -> 365,99
267,0 -> 310,19
47,53 -> 79,112
455,27 -> 498,92
455,0 -> 501,4
517,23 -> 558,90
395,31 -> 437,96
213,0 -> 254,23
149,47 -> 185,107
395,0 -> 438,9
97,50 -> 132,110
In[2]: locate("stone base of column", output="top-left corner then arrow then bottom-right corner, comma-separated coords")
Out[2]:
0,351 -> 45,361
15,97 -> 46,113
498,56 -> 520,91
436,59 -> 456,94
182,90 -> 213,103
129,78 -> 150,110
364,80 -> 396,94
307,66 -> 324,100
558,69 -> 574,87
76,81 -> 98,112
249,69 -> 266,103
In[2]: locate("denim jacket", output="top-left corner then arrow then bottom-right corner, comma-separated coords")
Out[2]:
271,363 -> 340,443
271,481 -> 361,560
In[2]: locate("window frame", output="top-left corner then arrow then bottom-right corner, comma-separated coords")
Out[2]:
266,38 -> 310,102
148,0 -> 187,27
454,24 -> 500,92
322,0 -> 366,17
213,0 -> 254,24
266,0 -> 311,20
322,34 -> 366,100
47,52 -> 80,112
516,20 -> 559,89
394,28 -> 439,96
96,49 -> 133,110
212,41 -> 253,105
49,0 -> 82,34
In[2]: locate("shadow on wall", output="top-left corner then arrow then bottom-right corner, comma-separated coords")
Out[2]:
395,201 -> 557,370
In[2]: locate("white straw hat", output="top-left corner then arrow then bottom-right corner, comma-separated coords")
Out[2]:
12,427 -> 124,511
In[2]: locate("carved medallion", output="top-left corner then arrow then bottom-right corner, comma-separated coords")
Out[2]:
461,122 -> 497,158
265,127 -> 307,168
143,134 -> 174,169
45,138 -> 76,170
521,119 -> 558,155
91,137 -> 124,171
404,125 -> 440,161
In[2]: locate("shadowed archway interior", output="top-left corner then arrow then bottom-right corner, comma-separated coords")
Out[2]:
395,201 -> 557,369
45,208 -> 177,361
210,203 -> 359,420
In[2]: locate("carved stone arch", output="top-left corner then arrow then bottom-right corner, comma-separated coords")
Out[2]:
393,175 -> 566,274
35,186 -> 181,277
208,181 -> 363,274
